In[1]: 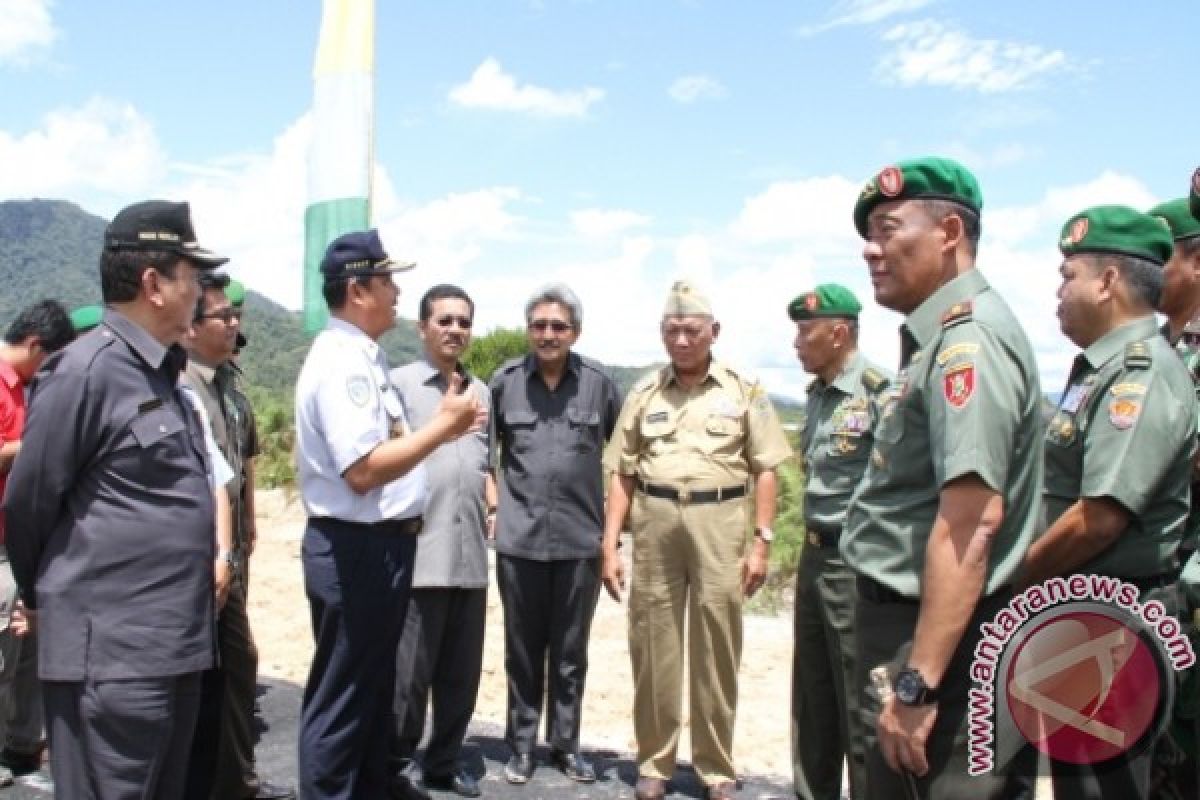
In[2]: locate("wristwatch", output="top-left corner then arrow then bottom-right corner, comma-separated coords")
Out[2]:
754,527 -> 775,543
893,666 -> 939,706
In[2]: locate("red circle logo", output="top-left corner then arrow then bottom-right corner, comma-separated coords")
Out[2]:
1004,609 -> 1166,766
878,166 -> 904,197
1191,166 -> 1200,196
1068,217 -> 1089,245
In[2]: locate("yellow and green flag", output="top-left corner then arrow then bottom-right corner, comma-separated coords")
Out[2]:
303,0 -> 374,333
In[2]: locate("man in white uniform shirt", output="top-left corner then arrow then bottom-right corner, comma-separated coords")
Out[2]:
294,230 -> 481,800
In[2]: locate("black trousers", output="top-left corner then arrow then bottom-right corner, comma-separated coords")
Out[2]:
496,554 -> 601,755
391,587 -> 487,777
298,517 -> 418,800
183,572 -> 260,800
854,588 -> 1029,800
44,672 -> 202,800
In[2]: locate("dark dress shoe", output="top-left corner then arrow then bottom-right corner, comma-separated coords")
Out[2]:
635,775 -> 666,800
705,780 -> 737,800
247,780 -> 297,800
425,769 -> 482,798
551,750 -> 596,783
504,753 -> 535,784
0,746 -> 42,776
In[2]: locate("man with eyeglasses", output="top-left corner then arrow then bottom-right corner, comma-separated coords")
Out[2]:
295,230 -> 482,800
182,273 -> 293,800
601,280 -> 792,800
5,200 -> 227,798
387,285 -> 494,800
488,282 -> 621,785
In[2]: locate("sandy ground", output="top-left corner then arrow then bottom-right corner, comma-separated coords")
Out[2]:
248,489 -> 796,779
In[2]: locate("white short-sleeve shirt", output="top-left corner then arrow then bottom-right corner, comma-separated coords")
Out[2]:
295,317 -> 427,522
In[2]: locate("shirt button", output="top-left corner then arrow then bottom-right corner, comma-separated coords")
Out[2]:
160,425 -> 167,433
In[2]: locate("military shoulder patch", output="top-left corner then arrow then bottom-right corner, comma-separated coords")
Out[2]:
1124,341 -> 1152,369
940,301 -> 974,329
861,367 -> 889,393
943,363 -> 976,410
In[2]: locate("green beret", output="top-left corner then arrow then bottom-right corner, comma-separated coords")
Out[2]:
787,284 -> 862,320
69,305 -> 103,333
1190,167 -> 1200,219
1058,205 -> 1174,266
225,279 -> 246,307
853,156 -> 983,237
1148,198 -> 1200,242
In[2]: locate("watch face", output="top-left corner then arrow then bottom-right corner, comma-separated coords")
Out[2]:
894,670 -> 921,704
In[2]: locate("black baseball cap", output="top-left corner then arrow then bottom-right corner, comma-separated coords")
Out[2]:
104,200 -> 228,268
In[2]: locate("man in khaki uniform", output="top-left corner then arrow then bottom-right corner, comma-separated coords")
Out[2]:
1022,205 -> 1195,799
840,157 -> 1043,799
788,284 -> 891,800
601,281 -> 792,800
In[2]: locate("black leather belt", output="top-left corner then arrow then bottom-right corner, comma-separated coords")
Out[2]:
635,477 -> 747,505
805,524 -> 841,548
311,516 -> 424,535
856,575 -> 920,605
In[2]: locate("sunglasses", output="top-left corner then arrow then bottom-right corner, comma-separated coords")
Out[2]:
198,308 -> 243,323
433,315 -> 473,330
529,319 -> 572,333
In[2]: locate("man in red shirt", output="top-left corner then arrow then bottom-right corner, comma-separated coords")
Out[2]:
0,300 -> 74,786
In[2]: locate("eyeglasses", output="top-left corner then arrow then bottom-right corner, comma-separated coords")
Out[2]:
198,308 -> 243,323
529,319 -> 572,333
434,315 -> 473,330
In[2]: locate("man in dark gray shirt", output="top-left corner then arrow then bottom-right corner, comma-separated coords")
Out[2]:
389,285 -> 493,800
488,283 -> 621,786
4,200 -> 227,799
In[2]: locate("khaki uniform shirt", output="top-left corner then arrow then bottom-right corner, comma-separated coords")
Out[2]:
840,270 -> 1043,597
802,351 -> 893,535
605,360 -> 792,487
1045,317 -> 1196,577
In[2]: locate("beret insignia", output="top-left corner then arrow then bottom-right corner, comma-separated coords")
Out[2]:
878,166 -> 904,198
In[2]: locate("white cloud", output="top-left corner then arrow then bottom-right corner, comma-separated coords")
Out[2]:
571,208 -> 650,238
449,58 -> 605,117
728,176 -> 862,246
668,74 -> 727,104
796,0 -> 935,37
987,170 -> 1158,246
0,97 -> 167,202
878,20 -> 1067,93
0,0 -> 56,65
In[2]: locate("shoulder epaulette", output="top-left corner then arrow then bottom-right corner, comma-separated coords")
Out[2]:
1125,341 -> 1152,369
940,301 -> 973,329
861,367 -> 889,393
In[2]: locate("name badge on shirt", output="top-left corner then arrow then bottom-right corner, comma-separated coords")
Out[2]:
1061,384 -> 1088,413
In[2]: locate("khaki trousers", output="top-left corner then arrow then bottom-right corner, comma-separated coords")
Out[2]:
628,491 -> 747,786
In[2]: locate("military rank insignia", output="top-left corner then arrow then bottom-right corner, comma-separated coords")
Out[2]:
943,363 -> 975,409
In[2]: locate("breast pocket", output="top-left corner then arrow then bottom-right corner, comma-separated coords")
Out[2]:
130,408 -> 187,449
639,410 -> 678,455
567,407 -> 602,453
504,410 -> 539,453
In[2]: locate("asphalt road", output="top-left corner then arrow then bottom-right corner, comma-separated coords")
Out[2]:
1,678 -> 791,799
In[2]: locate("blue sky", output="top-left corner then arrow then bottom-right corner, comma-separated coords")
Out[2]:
2,0 -> 1197,397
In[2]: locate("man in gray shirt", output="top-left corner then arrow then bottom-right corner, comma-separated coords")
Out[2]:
5,200 -> 226,799
488,283 -> 621,785
389,285 -> 493,800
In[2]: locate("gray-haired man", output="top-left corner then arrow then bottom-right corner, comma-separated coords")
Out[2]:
487,283 -> 621,785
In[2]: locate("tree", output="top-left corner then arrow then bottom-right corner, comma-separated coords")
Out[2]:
463,327 -> 529,382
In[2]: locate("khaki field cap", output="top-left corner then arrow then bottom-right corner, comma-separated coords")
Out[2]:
662,280 -> 713,317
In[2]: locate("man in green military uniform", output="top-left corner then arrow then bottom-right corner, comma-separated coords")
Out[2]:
601,281 -> 792,800
1149,192 -> 1200,798
1021,205 -> 1195,799
788,284 -> 891,800
840,157 -> 1043,799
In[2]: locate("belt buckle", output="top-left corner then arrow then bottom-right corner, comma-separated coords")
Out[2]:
807,531 -> 820,547
677,487 -> 690,506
